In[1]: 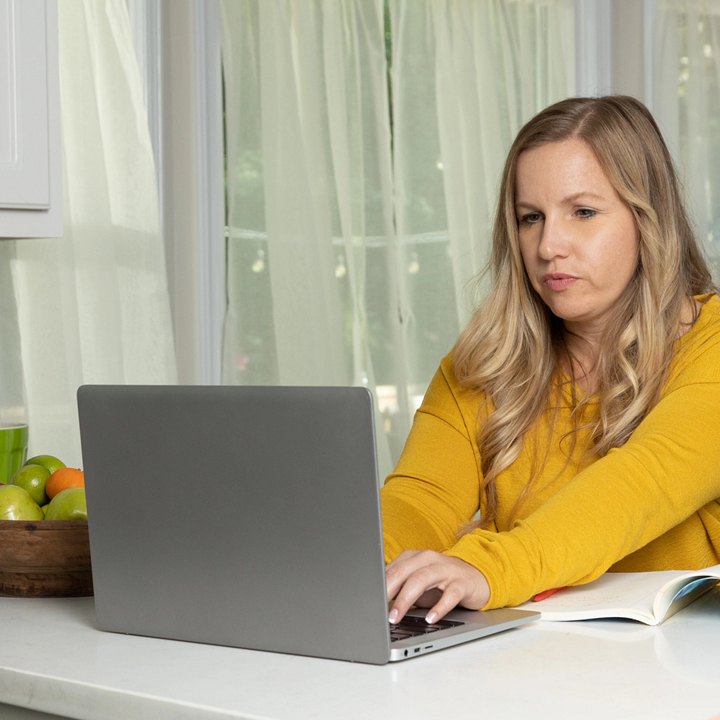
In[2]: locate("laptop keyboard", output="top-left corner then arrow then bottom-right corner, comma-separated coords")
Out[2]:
389,614 -> 463,642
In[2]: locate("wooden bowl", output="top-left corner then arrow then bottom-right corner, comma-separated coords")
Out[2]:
0,519 -> 93,597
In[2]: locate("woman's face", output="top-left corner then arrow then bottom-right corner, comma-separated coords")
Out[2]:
515,138 -> 639,339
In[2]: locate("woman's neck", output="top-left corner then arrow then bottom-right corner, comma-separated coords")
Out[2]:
562,341 -> 598,394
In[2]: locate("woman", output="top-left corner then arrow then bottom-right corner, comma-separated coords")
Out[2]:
382,95 -> 720,626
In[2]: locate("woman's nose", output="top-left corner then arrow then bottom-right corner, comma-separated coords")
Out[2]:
538,217 -> 571,260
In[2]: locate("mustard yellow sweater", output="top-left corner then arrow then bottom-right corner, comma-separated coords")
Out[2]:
381,294 -> 720,609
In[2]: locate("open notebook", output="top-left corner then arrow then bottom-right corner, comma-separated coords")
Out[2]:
516,565 -> 720,625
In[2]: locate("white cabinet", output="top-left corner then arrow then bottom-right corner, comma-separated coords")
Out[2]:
0,0 -> 62,238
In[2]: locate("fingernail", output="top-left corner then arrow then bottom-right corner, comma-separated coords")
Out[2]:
426,612 -> 437,624
389,608 -> 399,624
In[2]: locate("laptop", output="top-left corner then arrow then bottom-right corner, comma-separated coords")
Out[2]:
77,385 -> 538,664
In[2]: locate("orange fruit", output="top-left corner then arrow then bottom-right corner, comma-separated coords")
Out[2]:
46,467 -> 85,500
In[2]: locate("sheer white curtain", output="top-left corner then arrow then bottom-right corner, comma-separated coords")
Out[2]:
0,0 -> 176,465
221,0 -> 575,477
391,0 -> 575,325
221,0 -> 397,476
652,0 -> 720,275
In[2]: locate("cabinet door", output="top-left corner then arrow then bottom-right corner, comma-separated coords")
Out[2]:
0,0 -> 62,238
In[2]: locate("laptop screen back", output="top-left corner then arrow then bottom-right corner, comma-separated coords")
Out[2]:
78,385 -> 391,664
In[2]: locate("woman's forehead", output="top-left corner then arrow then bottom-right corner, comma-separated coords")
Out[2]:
514,139 -> 618,204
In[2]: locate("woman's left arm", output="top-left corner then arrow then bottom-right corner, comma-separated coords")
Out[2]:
445,374 -> 720,610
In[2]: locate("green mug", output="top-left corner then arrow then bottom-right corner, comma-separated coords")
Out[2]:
0,424 -> 29,485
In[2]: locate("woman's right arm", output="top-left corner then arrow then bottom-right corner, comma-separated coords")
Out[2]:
381,357 -> 487,562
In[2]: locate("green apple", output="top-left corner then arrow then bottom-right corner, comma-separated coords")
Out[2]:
0,484 -> 44,520
45,487 -> 87,521
10,464 -> 51,506
24,454 -> 66,475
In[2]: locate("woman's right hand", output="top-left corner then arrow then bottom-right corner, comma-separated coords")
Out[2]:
385,549 -> 490,625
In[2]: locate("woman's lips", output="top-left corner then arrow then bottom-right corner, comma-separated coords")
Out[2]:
541,273 -> 578,291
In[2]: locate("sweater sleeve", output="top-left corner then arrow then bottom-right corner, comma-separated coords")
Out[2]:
445,337 -> 720,609
380,358 -> 487,563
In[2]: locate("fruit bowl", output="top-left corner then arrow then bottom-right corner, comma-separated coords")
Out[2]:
0,519 -> 93,597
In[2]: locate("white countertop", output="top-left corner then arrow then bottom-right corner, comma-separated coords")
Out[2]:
1,587 -> 720,720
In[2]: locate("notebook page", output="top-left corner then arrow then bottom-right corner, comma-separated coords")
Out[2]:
516,569 -> 694,622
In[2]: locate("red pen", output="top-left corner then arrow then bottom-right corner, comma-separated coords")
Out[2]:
533,586 -> 568,602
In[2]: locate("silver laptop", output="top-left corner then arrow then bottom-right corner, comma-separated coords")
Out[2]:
77,385 -> 538,664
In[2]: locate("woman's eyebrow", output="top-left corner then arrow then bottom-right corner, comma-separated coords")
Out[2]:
515,199 -> 541,210
515,191 -> 605,209
560,191 -> 605,204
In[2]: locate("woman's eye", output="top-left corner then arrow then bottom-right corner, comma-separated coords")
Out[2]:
576,208 -> 596,219
519,213 -> 541,225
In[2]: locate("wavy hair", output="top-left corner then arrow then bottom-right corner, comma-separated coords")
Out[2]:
454,95 -> 716,529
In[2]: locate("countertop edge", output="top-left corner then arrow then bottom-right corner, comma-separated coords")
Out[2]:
0,665 -> 272,720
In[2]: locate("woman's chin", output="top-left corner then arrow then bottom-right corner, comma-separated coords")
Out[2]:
544,299 -> 596,327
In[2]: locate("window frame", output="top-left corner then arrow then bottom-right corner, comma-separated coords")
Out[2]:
128,0 -> 225,385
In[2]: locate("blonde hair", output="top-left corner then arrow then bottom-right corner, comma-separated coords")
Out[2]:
454,95 -> 716,529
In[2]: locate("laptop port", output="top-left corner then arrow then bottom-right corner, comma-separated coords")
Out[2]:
414,648 -> 421,653
424,645 -> 433,650
404,649 -> 408,657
